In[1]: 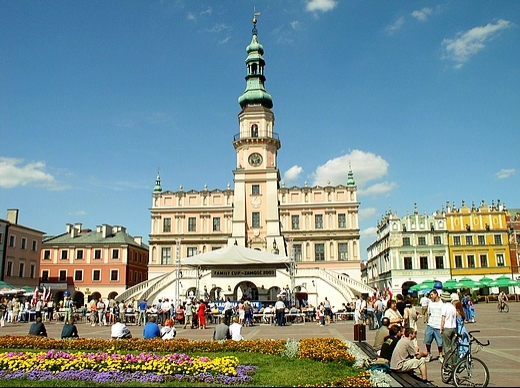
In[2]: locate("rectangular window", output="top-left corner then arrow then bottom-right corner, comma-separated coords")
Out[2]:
188,217 -> 196,232
112,249 -> 119,259
433,236 -> 442,245
8,235 -> 15,247
94,249 -> 101,259
494,235 -> 502,245
0,233 -> 2,244
315,214 -> 323,229
466,236 -> 473,245
420,256 -> 428,269
43,250 -> 51,260
163,217 -> 171,232
110,270 -> 119,281
418,236 -> 426,245
18,263 -> 24,277
252,184 -> 260,195
59,270 -> 66,281
480,254 -> 488,267
74,270 -> 83,281
41,270 -> 49,281
32,240 -> 37,251
315,244 -> 325,261
455,255 -> 463,268
93,270 -> 101,281
187,247 -> 198,257
402,237 -> 411,246
467,254 -> 475,268
30,264 -> 36,278
6,262 -> 12,277
252,212 -> 260,228
213,217 -> 221,232
477,235 -> 485,245
293,244 -> 302,262
338,213 -> 346,228
435,256 -> 444,269
497,253 -> 505,267
404,257 -> 412,270
76,250 -> 84,260
291,215 -> 300,230
338,243 -> 348,261
21,237 -> 27,249
61,250 -> 68,260
161,247 -> 171,265
453,236 -> 461,246
134,271 -> 138,282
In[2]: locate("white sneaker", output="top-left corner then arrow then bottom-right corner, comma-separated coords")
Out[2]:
424,354 -> 431,362
438,355 -> 444,363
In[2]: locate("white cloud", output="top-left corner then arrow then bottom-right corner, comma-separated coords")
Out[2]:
359,207 -> 378,221
283,165 -> 303,184
411,8 -> 432,22
495,168 -> 515,179
309,150 -> 396,197
0,157 -> 65,190
290,21 -> 300,30
441,19 -> 512,68
360,226 -> 377,238
69,210 -> 87,217
187,12 -> 196,21
386,16 -> 405,35
306,0 -> 337,13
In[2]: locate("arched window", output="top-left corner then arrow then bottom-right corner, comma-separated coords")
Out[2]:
251,124 -> 258,137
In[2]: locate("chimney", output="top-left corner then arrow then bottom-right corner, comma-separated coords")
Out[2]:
101,224 -> 112,238
6,209 -> 19,224
66,223 -> 74,233
134,236 -> 142,245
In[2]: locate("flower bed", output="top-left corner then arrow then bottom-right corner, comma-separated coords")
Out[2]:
0,336 -> 372,386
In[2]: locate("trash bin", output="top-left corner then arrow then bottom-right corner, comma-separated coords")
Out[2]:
354,323 -> 366,341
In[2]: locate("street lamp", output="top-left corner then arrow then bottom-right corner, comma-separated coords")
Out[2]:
175,240 -> 181,308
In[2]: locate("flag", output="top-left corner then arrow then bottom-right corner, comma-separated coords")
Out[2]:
387,281 -> 393,300
374,284 -> 379,298
31,287 -> 39,307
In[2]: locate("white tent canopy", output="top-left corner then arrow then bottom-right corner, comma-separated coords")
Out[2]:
182,245 -> 291,269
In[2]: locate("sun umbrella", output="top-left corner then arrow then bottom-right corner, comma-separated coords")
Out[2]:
459,277 -> 482,288
442,279 -> 464,290
0,281 -> 16,290
478,276 -> 494,286
411,280 -> 435,290
21,285 -> 35,293
489,276 -> 520,287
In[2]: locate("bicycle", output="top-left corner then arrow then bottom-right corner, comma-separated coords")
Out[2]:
441,330 -> 490,387
497,301 -> 509,313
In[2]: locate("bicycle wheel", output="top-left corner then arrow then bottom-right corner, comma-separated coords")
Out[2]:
441,348 -> 459,383
453,357 -> 490,387
503,303 -> 509,313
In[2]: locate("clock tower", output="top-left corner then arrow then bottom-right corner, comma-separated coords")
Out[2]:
230,17 -> 283,254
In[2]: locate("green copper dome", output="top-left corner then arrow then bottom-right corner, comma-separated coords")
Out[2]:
238,19 -> 273,110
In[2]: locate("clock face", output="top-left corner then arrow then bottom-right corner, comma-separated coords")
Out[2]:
248,152 -> 263,167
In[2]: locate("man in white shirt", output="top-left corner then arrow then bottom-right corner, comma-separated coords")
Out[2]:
440,291 -> 458,365
424,289 -> 443,362
354,295 -> 362,324
420,292 -> 430,323
229,316 -> 243,340
111,317 -> 132,339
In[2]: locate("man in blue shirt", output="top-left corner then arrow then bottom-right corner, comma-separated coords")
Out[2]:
137,299 -> 148,326
143,315 -> 161,339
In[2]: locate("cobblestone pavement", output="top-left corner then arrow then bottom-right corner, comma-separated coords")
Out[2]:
1,302 -> 517,387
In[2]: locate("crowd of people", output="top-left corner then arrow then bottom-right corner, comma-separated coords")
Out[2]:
366,288 -> 476,384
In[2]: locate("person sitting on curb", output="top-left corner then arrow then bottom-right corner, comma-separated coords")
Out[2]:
160,318 -> 176,340
213,316 -> 231,341
229,316 -> 243,341
143,315 -> 161,339
61,318 -> 80,339
390,327 -> 431,384
28,316 -> 47,337
111,317 -> 132,339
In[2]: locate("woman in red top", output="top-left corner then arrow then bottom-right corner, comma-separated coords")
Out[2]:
197,299 -> 206,329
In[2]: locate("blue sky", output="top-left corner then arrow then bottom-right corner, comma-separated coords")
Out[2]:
1,1 -> 519,260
